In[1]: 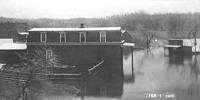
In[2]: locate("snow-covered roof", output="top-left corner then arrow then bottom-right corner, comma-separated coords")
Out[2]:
28,27 -> 121,32
0,43 -> 27,50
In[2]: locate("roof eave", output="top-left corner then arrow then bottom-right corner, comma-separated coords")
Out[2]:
28,27 -> 122,32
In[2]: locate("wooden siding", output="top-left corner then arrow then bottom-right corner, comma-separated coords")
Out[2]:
106,31 -> 121,42
182,46 -> 192,54
26,45 -> 123,76
28,32 -> 40,42
27,45 -> 123,71
27,42 -> 122,45
169,40 -> 183,46
86,31 -> 99,42
26,29 -> 130,76
168,47 -> 182,56
47,32 -> 59,42
0,50 -> 25,64
68,32 -> 79,42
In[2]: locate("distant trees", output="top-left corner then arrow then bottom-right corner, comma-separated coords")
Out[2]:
1,12 -> 200,46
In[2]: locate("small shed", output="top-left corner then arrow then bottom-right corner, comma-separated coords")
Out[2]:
164,39 -> 199,56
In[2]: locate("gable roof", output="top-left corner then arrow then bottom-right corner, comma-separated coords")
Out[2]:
29,27 -> 121,32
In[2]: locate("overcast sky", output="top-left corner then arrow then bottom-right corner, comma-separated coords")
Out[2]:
0,0 -> 200,19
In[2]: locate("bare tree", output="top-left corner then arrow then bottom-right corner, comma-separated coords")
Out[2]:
141,30 -> 156,54
0,46 -> 59,100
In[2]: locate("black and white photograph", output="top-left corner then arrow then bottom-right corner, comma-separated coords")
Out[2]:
0,0 -> 200,100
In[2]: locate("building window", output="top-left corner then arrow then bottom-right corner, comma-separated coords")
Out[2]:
79,32 -> 86,42
46,49 -> 53,59
100,31 -> 106,42
40,32 -> 47,42
59,32 -> 66,42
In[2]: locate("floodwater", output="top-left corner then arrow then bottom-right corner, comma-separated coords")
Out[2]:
1,47 -> 200,100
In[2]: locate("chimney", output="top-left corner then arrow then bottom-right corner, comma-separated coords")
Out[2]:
80,23 -> 84,28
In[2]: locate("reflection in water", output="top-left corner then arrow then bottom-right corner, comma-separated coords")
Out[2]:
166,54 -> 200,100
1,47 -> 200,100
122,48 -> 200,100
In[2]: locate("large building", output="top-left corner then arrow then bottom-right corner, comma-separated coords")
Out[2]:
27,26 -> 134,76
0,23 -> 135,79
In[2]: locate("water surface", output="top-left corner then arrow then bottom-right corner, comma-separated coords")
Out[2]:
1,47 -> 200,100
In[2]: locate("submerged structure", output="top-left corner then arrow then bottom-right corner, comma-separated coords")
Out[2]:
164,38 -> 200,65
27,26 -> 134,75
164,38 -> 200,56
0,23 -> 135,99
0,22 -> 135,80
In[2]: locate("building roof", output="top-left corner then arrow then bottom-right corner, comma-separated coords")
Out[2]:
28,27 -> 121,32
18,32 -> 29,35
169,39 -> 183,41
123,43 -> 135,47
164,45 -> 181,48
0,43 -> 27,50
0,39 -> 26,50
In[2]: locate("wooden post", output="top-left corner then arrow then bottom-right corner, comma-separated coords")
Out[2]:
80,76 -> 86,100
164,47 -> 168,56
121,46 -> 124,77
131,47 -> 134,77
194,33 -> 197,54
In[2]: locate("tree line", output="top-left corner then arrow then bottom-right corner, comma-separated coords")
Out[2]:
1,12 -> 200,46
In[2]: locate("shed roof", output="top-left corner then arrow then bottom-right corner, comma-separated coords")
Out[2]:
164,45 -> 181,48
18,32 -> 29,35
29,27 -> 121,32
169,39 -> 183,41
123,43 -> 135,47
